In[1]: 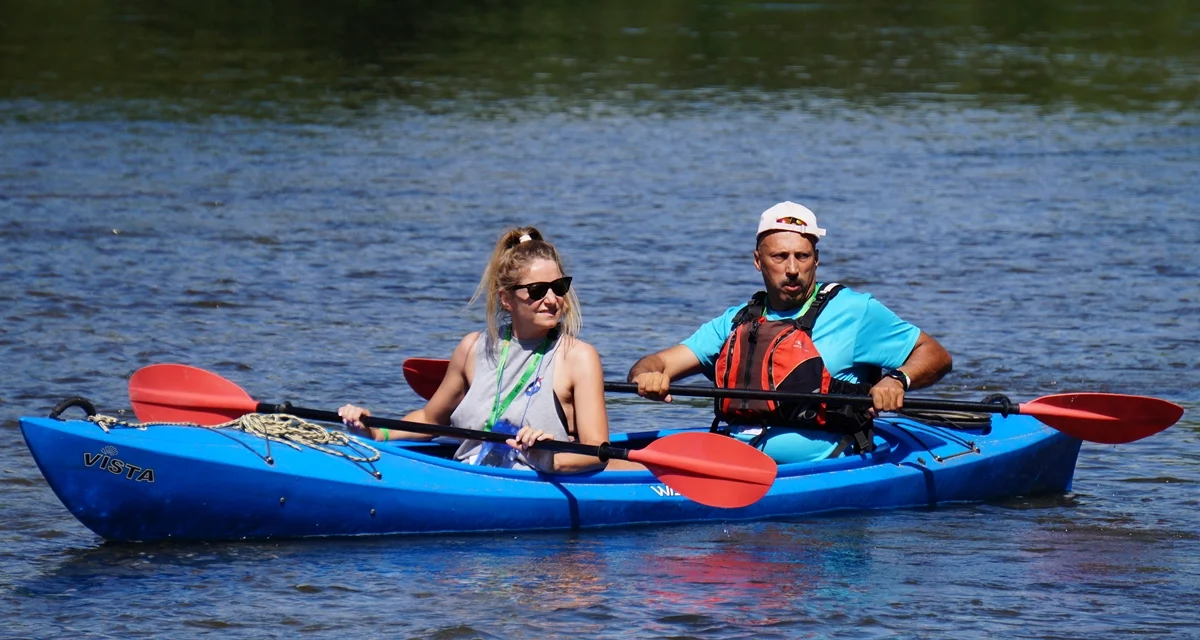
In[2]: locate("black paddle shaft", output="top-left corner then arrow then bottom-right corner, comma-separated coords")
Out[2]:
256,402 -> 632,461
602,382 -> 1015,415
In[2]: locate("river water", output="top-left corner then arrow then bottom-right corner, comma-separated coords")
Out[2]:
2,1 -> 1198,638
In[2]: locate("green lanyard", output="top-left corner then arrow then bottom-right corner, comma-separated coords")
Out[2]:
485,326 -> 551,432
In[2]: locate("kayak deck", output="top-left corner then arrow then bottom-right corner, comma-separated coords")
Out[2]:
19,413 -> 1082,542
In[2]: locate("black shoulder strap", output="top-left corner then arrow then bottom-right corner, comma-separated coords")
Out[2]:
797,282 -> 844,331
731,291 -> 768,327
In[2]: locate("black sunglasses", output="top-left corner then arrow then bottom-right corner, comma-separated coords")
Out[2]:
510,276 -> 572,300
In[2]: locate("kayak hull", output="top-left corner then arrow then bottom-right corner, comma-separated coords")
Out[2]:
19,414 -> 1081,542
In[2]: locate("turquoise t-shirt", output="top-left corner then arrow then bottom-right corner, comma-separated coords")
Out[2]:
680,285 -> 920,463
681,285 -> 920,385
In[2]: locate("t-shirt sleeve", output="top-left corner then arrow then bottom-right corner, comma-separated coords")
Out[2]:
854,296 -> 921,371
680,304 -> 746,375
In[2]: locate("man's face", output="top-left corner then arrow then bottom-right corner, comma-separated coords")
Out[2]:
753,231 -> 819,310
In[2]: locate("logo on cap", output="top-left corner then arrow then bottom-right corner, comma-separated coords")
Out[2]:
757,201 -> 827,239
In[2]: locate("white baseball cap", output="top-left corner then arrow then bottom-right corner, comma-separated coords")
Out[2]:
756,201 -> 826,241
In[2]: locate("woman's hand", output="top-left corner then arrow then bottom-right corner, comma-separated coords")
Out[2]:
338,404 -> 373,437
506,425 -> 552,452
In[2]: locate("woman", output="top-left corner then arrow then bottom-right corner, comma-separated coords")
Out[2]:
339,226 -> 632,473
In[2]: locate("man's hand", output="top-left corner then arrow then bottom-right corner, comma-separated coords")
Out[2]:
627,345 -> 704,404
631,371 -> 674,403
867,377 -> 906,417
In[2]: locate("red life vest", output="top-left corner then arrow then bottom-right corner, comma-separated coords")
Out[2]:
713,283 -> 877,452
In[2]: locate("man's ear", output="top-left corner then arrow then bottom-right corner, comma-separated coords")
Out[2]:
752,249 -> 763,272
814,248 -> 819,264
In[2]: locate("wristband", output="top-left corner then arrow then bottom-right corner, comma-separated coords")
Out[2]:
379,427 -> 391,441
884,369 -> 910,391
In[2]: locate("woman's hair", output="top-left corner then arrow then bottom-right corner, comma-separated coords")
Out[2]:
469,226 -> 582,347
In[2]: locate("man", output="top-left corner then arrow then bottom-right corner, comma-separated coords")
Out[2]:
627,201 -> 952,463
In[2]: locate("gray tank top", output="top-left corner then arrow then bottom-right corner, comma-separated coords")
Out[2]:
451,327 -> 569,471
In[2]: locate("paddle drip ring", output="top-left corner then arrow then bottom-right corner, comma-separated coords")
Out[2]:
982,393 -> 1015,416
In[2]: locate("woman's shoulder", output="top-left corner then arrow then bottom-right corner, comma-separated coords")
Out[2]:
556,335 -> 601,367
451,331 -> 484,361
554,336 -> 603,391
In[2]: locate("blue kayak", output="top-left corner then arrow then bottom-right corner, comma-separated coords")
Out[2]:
19,412 -> 1082,542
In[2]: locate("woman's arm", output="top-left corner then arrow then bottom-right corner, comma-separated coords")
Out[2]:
339,333 -> 477,441
406,332 -> 477,426
508,341 -> 606,472
549,340 -> 642,472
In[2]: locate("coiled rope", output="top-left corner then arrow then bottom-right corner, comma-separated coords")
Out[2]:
85,412 -> 381,465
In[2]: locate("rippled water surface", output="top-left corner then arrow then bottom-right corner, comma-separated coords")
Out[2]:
2,1 -> 1199,638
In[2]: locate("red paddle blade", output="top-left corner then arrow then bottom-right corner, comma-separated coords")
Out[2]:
630,431 -> 777,509
1021,393 -> 1184,444
129,364 -> 258,425
403,358 -> 449,400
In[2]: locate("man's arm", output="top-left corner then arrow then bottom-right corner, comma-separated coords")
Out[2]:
626,344 -> 705,403
870,330 -> 952,413
898,331 -> 952,390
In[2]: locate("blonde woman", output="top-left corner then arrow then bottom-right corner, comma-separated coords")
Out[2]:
339,227 -> 631,473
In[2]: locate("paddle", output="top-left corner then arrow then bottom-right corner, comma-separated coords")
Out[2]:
401,357 -> 1182,445
128,364 -> 778,509
403,357 -> 447,402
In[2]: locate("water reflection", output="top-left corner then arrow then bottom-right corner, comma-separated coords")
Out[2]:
2,0 -> 1196,119
627,523 -> 870,627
